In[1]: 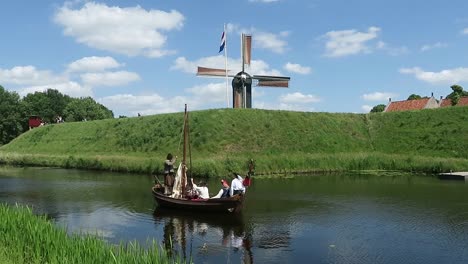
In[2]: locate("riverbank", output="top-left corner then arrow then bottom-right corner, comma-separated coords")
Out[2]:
0,204 -> 177,264
0,107 -> 467,176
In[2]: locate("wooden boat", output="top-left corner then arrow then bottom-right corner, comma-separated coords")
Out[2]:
152,104 -> 245,213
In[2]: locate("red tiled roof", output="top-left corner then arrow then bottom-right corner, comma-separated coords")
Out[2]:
385,98 -> 430,112
440,96 -> 468,107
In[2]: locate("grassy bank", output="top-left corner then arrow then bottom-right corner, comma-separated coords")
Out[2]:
0,204 -> 176,264
0,107 -> 467,176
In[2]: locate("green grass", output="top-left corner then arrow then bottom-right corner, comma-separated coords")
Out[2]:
0,107 -> 467,176
0,203 -> 180,264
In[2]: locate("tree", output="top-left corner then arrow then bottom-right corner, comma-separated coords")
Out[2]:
370,104 -> 386,113
0,86 -> 26,145
21,89 -> 72,123
63,97 -> 114,122
446,84 -> 468,106
407,94 -> 422,100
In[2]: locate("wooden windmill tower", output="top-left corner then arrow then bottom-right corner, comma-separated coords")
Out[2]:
197,34 -> 290,108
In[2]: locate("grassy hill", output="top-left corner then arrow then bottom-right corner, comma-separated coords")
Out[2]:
0,107 -> 467,176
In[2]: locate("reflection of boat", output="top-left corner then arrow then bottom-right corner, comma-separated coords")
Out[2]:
153,208 -> 253,263
152,104 -> 244,213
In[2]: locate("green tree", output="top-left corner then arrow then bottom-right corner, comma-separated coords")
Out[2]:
21,89 -> 72,123
407,94 -> 422,100
370,104 -> 386,113
0,86 -> 26,145
63,97 -> 114,122
446,84 -> 468,106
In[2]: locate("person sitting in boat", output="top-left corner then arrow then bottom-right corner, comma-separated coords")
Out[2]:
191,178 -> 210,199
164,153 -> 177,195
230,173 -> 246,196
211,179 -> 230,199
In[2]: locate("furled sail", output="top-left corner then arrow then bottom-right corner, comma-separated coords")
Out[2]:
170,163 -> 185,199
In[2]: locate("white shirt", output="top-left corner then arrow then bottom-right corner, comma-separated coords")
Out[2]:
193,184 -> 209,199
230,176 -> 245,196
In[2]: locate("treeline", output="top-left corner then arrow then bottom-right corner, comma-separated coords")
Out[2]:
0,85 -> 113,145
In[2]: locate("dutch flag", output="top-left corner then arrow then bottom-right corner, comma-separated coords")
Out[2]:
219,31 -> 226,53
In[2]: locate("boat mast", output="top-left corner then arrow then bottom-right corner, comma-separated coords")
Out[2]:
182,104 -> 188,195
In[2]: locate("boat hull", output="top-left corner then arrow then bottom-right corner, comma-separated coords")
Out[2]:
152,186 -> 244,213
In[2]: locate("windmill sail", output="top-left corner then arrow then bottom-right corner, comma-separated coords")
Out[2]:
242,34 -> 252,67
197,66 -> 232,77
254,75 -> 290,88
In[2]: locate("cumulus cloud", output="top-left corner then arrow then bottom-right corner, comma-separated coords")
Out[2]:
399,67 -> 468,85
284,63 -> 311,74
279,92 -> 321,104
54,2 -> 184,57
80,71 -> 140,87
171,55 -> 284,76
67,56 -> 123,73
361,105 -> 373,112
98,93 -> 183,116
254,31 -> 289,54
323,27 -> 380,57
362,92 -> 397,101
0,66 -> 66,85
18,82 -> 93,98
185,82 -> 226,103
461,28 -> 468,35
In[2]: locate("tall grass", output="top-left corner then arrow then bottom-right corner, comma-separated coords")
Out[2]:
0,204 -> 181,264
0,107 -> 467,175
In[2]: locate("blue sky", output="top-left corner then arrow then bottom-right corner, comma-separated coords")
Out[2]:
2,0 -> 468,117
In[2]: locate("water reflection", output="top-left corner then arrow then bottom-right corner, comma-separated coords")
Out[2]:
153,208 -> 253,263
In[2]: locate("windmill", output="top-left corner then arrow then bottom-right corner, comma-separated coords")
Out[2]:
197,34 -> 290,108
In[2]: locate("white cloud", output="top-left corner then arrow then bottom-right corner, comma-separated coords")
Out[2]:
67,56 -> 123,73
54,2 -> 184,57
186,82 -> 226,103
18,82 -> 92,98
376,41 -> 409,56
420,42 -> 448,52
0,66 -> 66,85
172,56 -> 284,76
361,105 -> 373,112
80,71 -> 141,87
362,92 -> 397,101
461,28 -> 468,35
256,101 -> 316,112
400,67 -> 468,85
284,63 -> 311,74
98,93 -> 184,116
279,92 -> 321,104
323,27 -> 380,57
254,31 -> 289,54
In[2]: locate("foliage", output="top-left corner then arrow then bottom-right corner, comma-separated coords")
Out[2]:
0,86 -> 26,145
63,97 -> 114,122
407,94 -> 422,100
446,84 -> 468,106
21,89 -> 72,124
370,104 -> 386,113
0,204 -> 176,264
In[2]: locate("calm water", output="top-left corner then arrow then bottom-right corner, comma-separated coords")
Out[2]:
1,167 -> 468,264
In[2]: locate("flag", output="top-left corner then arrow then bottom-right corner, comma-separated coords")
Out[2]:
219,31 -> 226,53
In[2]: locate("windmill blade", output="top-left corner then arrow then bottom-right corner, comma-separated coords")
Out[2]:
253,75 -> 290,88
242,34 -> 252,67
196,66 -> 234,77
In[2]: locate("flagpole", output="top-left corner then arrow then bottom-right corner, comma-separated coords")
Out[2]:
223,24 -> 229,108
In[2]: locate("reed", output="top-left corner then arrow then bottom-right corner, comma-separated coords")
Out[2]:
0,203 -> 181,264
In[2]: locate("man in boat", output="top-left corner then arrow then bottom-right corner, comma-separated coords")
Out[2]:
164,153 -> 177,195
230,173 -> 246,196
190,178 -> 210,199
211,179 -> 230,198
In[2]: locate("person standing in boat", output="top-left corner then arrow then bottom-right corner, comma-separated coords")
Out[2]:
164,153 -> 177,195
230,173 -> 246,196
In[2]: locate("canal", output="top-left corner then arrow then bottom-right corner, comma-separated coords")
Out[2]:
1,167 -> 468,264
